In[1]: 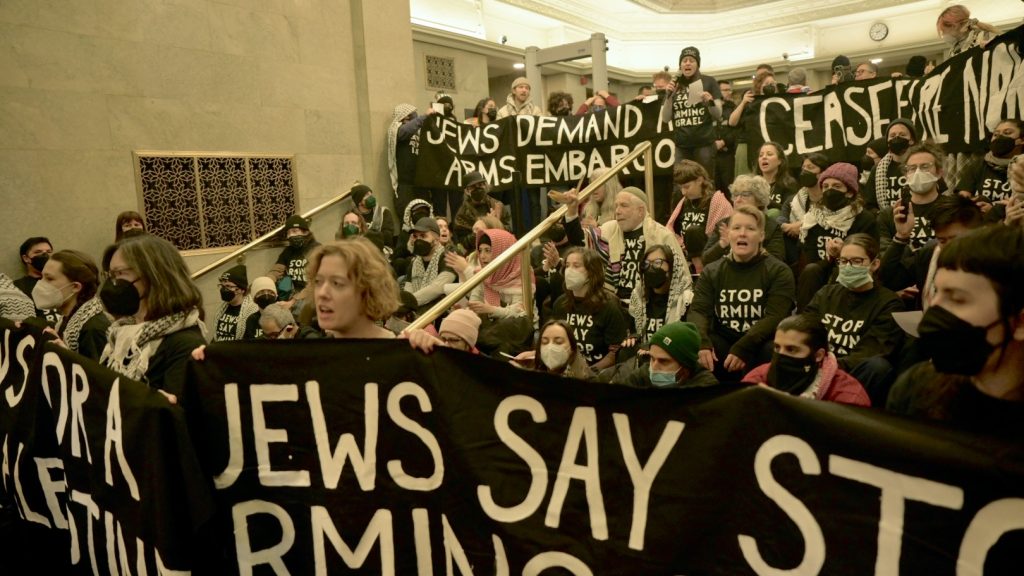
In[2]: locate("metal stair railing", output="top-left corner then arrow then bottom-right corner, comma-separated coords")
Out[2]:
406,141 -> 655,331
190,189 -> 354,280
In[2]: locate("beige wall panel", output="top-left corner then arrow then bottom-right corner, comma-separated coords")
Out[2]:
207,3 -> 298,62
138,0 -> 214,51
0,149 -> 135,261
255,61 -> 347,110
0,88 -> 112,150
0,25 -> 146,95
304,108 -> 359,155
0,0 -> 418,287
137,47 -> 259,106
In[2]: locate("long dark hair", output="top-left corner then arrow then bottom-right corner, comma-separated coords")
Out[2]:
533,319 -> 581,374
562,247 -> 610,311
757,141 -> 798,193
472,98 -> 495,123
109,234 -> 203,321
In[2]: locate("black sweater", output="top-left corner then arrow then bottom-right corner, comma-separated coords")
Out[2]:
686,253 -> 795,362
804,283 -> 905,371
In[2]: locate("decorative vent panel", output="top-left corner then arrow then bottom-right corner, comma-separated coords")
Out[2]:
136,153 -> 296,250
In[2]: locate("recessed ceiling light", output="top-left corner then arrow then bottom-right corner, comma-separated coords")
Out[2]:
513,63 -> 525,69
870,58 -> 883,64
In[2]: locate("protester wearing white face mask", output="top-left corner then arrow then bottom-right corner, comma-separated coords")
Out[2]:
33,250 -> 110,361
805,234 -> 904,406
551,248 -> 628,371
879,142 -> 948,255
598,322 -> 719,389
528,320 -> 592,379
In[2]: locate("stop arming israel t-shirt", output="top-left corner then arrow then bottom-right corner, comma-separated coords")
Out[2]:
956,161 -> 1013,203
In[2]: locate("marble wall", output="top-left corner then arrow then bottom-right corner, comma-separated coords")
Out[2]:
0,0 -> 415,285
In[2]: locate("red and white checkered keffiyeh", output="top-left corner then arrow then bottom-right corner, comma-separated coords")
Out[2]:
477,228 -> 533,306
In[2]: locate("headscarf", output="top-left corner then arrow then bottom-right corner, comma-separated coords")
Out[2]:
477,229 -> 531,306
388,103 -> 417,192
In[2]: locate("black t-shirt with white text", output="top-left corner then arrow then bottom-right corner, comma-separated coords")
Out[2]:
671,76 -> 722,147
955,159 -> 1013,203
801,211 -> 878,263
805,284 -> 905,370
616,227 -> 645,300
906,199 -> 938,250
643,292 -> 669,344
552,295 -> 628,365
216,304 -> 241,341
674,199 -> 709,235
276,241 -> 320,290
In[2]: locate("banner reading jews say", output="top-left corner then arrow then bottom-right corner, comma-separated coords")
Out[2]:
185,339 -> 1024,575
415,99 -> 677,192
0,321 -> 214,574
745,25 -> 1023,166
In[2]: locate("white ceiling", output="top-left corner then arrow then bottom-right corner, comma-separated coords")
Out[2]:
410,0 -> 1023,77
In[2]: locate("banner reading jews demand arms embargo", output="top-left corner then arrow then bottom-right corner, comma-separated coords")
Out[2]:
415,25 -> 1023,187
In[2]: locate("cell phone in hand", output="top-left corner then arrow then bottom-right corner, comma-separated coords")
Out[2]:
900,187 -> 912,210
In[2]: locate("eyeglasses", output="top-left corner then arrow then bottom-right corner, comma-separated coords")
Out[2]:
837,257 -> 870,266
733,191 -> 754,198
903,162 -> 935,173
107,266 -> 136,281
641,259 -> 668,270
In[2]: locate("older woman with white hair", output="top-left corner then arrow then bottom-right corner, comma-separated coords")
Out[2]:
702,175 -> 786,265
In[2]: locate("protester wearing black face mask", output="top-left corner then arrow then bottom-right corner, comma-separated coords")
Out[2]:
269,214 -> 320,296
242,276 -> 279,339
861,118 -> 918,212
624,245 -> 691,348
797,162 -> 878,266
742,314 -> 870,406
99,234 -> 205,397
349,184 -> 395,251
470,98 -> 498,127
403,217 -> 456,312
15,236 -> 62,325
547,91 -> 574,117
213,265 -> 257,342
452,171 -> 511,245
956,118 -> 1024,216
888,225 -> 1024,442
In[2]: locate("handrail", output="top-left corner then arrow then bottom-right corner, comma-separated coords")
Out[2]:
406,141 -> 654,332
190,188 -> 354,280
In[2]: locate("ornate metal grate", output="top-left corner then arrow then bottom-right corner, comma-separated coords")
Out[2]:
135,153 -> 296,251
425,55 -> 456,91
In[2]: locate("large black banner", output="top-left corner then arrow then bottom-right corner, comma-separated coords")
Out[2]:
415,100 -> 677,192
185,340 -> 1024,575
4,326 -> 1024,574
415,26 -> 1022,187
0,320 -> 213,574
747,26 -> 1023,166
